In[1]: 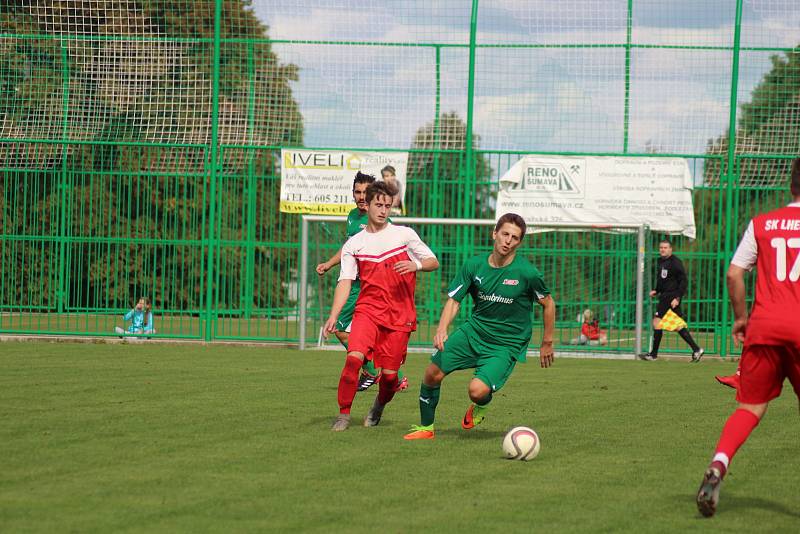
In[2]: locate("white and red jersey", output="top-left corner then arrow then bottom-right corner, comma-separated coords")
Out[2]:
339,223 -> 435,332
731,203 -> 800,346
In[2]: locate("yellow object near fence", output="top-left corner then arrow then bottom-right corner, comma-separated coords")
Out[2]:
659,310 -> 688,332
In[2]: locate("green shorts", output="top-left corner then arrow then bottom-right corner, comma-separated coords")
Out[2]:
430,324 -> 523,392
336,281 -> 361,332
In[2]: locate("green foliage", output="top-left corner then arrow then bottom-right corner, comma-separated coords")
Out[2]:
704,48 -> 800,186
406,112 -> 493,220
1,2 -> 303,314
739,50 -> 800,135
697,48 -> 799,325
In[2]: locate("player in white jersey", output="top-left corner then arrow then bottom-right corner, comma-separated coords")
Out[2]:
324,181 -> 439,431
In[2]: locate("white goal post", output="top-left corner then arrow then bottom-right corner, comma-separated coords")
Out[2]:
299,215 -> 647,355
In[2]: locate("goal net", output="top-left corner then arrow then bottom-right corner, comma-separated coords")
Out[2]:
299,215 -> 647,357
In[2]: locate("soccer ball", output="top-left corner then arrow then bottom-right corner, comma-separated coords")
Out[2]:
502,426 -> 541,461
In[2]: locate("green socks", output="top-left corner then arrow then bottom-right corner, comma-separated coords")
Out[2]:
361,359 -> 379,377
419,383 -> 441,426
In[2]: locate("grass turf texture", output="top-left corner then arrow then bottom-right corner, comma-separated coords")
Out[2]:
1,342 -> 798,532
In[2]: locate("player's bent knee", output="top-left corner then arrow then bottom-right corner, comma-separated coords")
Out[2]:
468,379 -> 491,402
738,402 -> 768,419
347,351 -> 365,361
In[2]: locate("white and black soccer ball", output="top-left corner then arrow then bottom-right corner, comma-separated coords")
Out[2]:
502,426 -> 541,461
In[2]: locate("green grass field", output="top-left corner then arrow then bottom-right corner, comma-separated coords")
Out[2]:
1,341 -> 797,532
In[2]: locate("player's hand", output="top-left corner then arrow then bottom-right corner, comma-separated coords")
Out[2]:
315,262 -> 330,276
670,298 -> 679,308
322,317 -> 338,338
731,317 -> 747,347
393,260 -> 417,275
539,341 -> 554,368
649,290 -> 657,297
433,329 -> 448,351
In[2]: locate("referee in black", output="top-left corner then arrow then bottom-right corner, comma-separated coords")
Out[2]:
641,239 -> 704,361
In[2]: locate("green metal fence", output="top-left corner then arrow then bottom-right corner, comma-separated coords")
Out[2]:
1,1 -> 798,355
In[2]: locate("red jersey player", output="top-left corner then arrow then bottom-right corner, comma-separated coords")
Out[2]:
696,158 -> 800,517
324,180 -> 439,431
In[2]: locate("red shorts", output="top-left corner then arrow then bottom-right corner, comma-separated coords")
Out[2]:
736,344 -> 800,404
347,313 -> 410,371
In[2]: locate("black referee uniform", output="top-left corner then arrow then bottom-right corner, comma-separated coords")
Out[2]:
654,254 -> 688,320
645,251 -> 703,360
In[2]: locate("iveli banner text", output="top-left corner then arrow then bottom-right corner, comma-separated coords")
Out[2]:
280,149 -> 409,215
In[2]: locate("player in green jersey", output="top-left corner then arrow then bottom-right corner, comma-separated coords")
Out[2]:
404,212 -> 556,440
316,171 -> 408,392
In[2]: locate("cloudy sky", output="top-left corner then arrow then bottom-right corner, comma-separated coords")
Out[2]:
254,1 -> 800,160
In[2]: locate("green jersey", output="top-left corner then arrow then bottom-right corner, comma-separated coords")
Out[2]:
346,207 -> 392,237
346,208 -> 368,238
446,253 -> 550,361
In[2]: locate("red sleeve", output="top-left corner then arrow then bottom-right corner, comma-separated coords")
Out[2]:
584,322 -> 600,340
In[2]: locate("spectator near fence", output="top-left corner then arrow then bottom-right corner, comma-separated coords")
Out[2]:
115,297 -> 155,337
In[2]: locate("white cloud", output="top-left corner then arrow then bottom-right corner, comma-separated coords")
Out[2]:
255,1 -> 799,153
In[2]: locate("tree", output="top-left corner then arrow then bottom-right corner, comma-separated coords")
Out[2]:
405,112 -> 493,220
0,1 -> 303,316
705,49 -> 800,186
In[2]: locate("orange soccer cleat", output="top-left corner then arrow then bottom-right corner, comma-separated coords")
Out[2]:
403,425 -> 435,440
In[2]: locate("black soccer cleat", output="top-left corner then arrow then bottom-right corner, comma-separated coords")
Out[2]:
639,352 -> 658,361
357,371 -> 380,392
696,466 -> 723,517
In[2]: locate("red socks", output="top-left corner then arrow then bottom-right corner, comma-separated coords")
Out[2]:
338,358 -> 399,413
377,372 -> 399,406
713,408 -> 761,474
337,355 -> 363,414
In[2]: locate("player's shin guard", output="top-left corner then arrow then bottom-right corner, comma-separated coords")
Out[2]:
337,355 -> 363,414
712,408 -> 761,474
419,383 -> 441,426
677,328 -> 701,352
377,372 -> 399,406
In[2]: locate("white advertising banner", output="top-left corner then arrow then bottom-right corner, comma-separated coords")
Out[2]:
495,155 -> 696,238
280,149 -> 409,215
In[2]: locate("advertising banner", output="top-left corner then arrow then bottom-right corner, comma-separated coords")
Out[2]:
280,149 -> 408,215
496,155 -> 696,238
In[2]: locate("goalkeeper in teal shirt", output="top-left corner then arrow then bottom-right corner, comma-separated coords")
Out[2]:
316,171 -> 408,392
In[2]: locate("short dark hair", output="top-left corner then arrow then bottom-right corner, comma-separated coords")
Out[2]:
381,165 -> 396,176
366,180 -> 398,203
659,238 -> 672,247
791,158 -> 800,197
494,212 -> 526,235
353,171 -> 376,189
